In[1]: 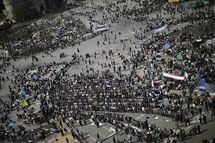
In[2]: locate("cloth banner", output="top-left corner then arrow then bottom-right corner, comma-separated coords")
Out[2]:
92,24 -> 109,32
163,72 -> 185,80
139,37 -> 150,44
154,24 -> 168,34
168,0 -> 179,2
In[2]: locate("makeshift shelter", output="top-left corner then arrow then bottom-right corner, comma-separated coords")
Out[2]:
163,43 -> 170,49
205,83 -> 215,96
8,123 -> 21,133
21,94 -> 32,101
177,53 -> 183,60
22,90 -> 26,98
195,78 -> 205,91
22,101 -> 28,108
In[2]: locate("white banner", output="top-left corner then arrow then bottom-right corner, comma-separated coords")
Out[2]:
14,41 -> 22,46
92,24 -> 109,32
139,37 -> 150,44
163,72 -> 185,80
154,24 -> 168,34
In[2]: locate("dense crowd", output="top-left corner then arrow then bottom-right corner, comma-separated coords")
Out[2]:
0,0 -> 215,143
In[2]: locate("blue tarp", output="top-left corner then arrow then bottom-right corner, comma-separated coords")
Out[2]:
195,78 -> 205,91
163,43 -> 170,49
33,74 -> 39,80
183,3 -> 190,8
191,3 -> 197,7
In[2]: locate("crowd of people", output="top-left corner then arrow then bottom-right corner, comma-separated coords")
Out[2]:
0,0 -> 215,143
0,2 -> 89,60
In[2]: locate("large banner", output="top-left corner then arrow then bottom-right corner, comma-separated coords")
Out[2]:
154,24 -> 168,34
163,72 -> 185,80
92,24 -> 109,32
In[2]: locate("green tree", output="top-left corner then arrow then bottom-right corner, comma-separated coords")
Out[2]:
45,0 -> 65,12
13,1 -> 33,21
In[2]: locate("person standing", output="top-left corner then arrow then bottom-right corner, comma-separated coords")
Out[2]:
199,116 -> 202,125
97,133 -> 100,140
203,115 -> 207,124
197,124 -> 201,134
113,136 -> 116,143
66,137 -> 69,143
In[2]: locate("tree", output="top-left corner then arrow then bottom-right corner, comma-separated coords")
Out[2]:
44,0 -> 66,12
13,1 -> 33,21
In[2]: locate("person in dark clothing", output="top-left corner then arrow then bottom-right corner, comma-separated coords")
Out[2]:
76,128 -> 79,134
199,117 -> 202,125
97,133 -> 100,139
60,128 -> 64,136
199,108 -> 202,114
197,124 -> 201,133
66,137 -> 69,143
41,129 -> 46,139
113,136 -> 116,143
203,115 -> 207,124
96,121 -> 99,128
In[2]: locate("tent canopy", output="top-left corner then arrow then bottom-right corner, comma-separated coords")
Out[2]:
163,43 -> 170,49
205,83 -> 215,93
22,101 -> 28,107
195,78 -> 206,91
177,53 -> 183,60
